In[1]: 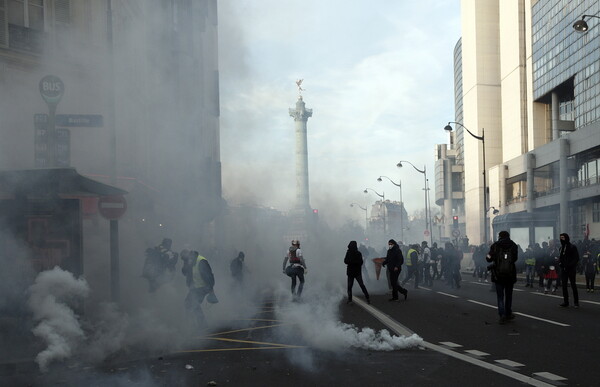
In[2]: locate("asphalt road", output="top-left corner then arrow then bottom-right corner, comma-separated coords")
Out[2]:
2,275 -> 598,386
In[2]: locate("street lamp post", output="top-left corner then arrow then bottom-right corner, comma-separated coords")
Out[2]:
377,176 -> 404,242
397,160 -> 432,245
444,122 -> 488,244
350,203 -> 368,234
573,14 -> 600,32
364,188 -> 386,236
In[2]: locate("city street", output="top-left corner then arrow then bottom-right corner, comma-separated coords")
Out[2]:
2,275 -> 598,386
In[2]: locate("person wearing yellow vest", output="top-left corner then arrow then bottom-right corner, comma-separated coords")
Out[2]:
182,251 -> 215,329
401,244 -> 420,289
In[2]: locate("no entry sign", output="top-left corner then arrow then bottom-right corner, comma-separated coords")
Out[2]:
98,195 -> 127,220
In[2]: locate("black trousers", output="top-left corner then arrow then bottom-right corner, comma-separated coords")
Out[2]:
347,274 -> 369,301
389,269 -> 407,299
561,270 -> 579,305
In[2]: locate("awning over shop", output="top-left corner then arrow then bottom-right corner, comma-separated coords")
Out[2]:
0,168 -> 127,199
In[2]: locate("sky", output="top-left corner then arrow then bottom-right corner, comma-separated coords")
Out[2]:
218,0 -> 462,227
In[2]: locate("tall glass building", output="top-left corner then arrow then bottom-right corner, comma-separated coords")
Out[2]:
435,0 -> 600,245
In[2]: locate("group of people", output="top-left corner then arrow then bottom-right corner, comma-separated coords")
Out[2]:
141,238 -> 247,329
486,231 -> 583,324
342,238 -> 466,304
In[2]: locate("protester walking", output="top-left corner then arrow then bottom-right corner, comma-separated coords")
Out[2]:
486,231 -> 519,324
382,239 -> 408,301
344,241 -> 370,304
558,233 -> 579,308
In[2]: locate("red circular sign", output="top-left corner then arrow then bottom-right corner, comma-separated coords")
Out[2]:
424,230 -> 430,237
98,195 -> 127,220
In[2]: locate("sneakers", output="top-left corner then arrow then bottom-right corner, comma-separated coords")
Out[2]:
506,314 -> 516,320
574,304 -> 579,308
346,299 -> 353,304
559,303 -> 569,307
403,289 -> 408,300
499,316 -> 507,325
366,298 -> 371,305
388,298 -> 398,302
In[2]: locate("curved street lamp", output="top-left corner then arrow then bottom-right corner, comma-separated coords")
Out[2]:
378,176 -> 404,242
487,206 -> 500,215
573,14 -> 600,32
397,160 -> 432,244
445,121 -> 488,243
364,188 -> 386,236
350,203 -> 368,232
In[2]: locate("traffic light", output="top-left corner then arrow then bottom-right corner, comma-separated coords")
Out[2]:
453,216 -> 459,229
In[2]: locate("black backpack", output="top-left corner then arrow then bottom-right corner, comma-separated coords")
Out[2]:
494,245 -> 515,281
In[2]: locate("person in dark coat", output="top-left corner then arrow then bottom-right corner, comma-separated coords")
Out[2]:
344,241 -> 370,304
486,231 -> 518,324
382,239 -> 408,301
558,233 -> 579,307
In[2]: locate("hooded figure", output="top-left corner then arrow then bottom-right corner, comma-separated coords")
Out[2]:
382,239 -> 408,301
558,233 -> 579,308
344,241 -> 370,304
486,230 -> 518,324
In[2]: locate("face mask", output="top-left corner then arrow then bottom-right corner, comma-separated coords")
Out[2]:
388,245 -> 393,250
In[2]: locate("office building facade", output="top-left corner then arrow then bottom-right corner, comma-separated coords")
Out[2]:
436,0 -> 600,246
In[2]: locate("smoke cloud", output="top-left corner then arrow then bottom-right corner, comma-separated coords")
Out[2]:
28,266 -> 90,372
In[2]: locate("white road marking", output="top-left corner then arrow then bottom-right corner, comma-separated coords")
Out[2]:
464,349 -> 490,357
467,300 -> 496,309
355,299 -> 555,387
470,281 -> 489,286
495,359 -> 525,368
439,341 -> 463,348
513,312 -> 570,327
437,291 -> 460,298
419,341 -> 554,386
580,299 -> 600,306
466,300 -> 570,327
533,372 -> 568,381
532,292 -> 563,299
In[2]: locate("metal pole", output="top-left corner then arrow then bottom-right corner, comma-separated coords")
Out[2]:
107,0 -> 120,303
47,104 -> 57,167
482,129 -> 487,245
423,169 -> 429,243
399,181 -> 404,243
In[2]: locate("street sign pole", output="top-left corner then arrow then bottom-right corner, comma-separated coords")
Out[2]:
39,75 -> 65,167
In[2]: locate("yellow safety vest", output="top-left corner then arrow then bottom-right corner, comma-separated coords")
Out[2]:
406,249 -> 417,266
192,255 -> 208,289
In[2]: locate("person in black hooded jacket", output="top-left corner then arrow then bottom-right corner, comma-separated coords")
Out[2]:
486,230 -> 518,324
382,239 -> 408,301
344,241 -> 370,304
558,233 -> 579,308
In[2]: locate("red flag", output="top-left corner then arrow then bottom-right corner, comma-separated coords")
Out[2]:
372,258 -> 386,280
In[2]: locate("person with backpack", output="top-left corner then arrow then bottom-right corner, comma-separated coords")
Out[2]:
486,230 -> 518,324
282,240 -> 307,299
558,233 -> 579,308
344,241 -> 370,304
142,238 -> 179,293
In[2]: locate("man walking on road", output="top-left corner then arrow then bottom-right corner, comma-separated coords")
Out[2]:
486,231 -> 518,324
382,239 -> 408,301
558,233 -> 580,308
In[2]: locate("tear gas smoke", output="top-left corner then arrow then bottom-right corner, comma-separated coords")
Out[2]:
273,288 -> 422,371
28,266 -> 90,372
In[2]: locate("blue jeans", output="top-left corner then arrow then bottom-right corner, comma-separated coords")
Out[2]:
525,266 -> 535,285
495,281 -> 514,317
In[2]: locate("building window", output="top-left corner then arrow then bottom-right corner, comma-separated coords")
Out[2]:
8,0 -> 44,31
593,202 -> 600,223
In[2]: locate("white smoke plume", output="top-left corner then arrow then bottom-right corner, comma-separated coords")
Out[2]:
274,291 -> 422,354
28,266 -> 90,372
